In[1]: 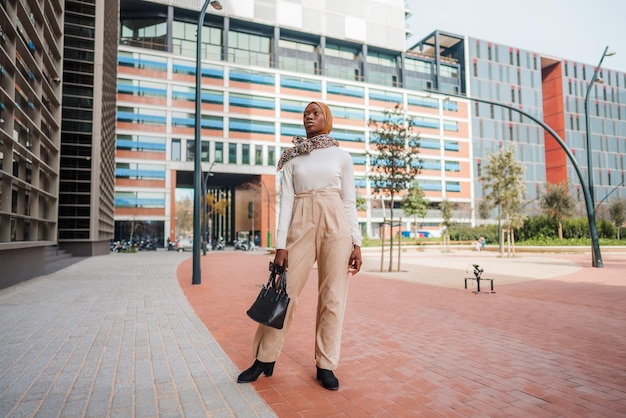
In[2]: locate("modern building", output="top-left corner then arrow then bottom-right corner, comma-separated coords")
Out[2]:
0,0 -> 118,288
412,30 -> 626,215
115,0 -> 474,247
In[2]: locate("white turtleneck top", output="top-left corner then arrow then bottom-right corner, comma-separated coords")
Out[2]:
276,146 -> 362,249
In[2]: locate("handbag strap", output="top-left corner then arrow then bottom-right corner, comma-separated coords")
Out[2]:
268,262 -> 287,293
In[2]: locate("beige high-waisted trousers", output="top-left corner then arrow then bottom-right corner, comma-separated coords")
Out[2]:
253,189 -> 353,370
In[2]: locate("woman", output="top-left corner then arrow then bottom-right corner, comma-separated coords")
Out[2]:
237,101 -> 362,391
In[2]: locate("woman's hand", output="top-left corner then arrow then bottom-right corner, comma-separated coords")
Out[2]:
348,245 -> 362,275
274,249 -> 288,271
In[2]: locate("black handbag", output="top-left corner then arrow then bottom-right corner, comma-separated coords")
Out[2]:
246,262 -> 290,329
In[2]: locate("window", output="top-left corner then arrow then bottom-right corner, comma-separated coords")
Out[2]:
445,181 -> 461,192
242,144 -> 250,165
279,39 -> 318,75
444,161 -> 461,172
230,118 -> 275,135
172,21 -> 222,60
202,141 -> 210,162
327,82 -> 364,98
254,145 -> 263,165
171,139 -> 181,161
120,19 -> 167,51
229,93 -> 274,109
214,142 -> 223,163
268,148 -> 275,166
281,75 -> 322,92
116,163 -> 166,179
186,140 -> 195,162
227,30 -> 271,67
228,143 -> 237,164
117,134 -> 166,152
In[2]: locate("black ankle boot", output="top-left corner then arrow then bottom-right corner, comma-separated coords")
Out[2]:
237,360 -> 275,383
316,366 -> 339,391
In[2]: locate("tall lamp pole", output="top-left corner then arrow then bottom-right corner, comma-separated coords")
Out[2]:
429,91 -> 604,267
193,0 -> 222,285
584,46 -> 615,205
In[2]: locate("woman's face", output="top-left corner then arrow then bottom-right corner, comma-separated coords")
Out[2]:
303,103 -> 325,138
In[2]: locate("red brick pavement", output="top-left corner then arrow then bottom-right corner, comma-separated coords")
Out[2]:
177,251 -> 626,417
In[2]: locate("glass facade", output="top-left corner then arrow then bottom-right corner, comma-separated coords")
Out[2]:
114,2 -> 473,244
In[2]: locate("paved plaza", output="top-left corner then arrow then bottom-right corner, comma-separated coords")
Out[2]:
1,246 -> 625,417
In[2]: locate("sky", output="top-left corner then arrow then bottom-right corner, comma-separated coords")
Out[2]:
407,0 -> 626,73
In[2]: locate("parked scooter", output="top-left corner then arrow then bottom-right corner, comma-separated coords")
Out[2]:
212,237 -> 225,251
233,239 -> 250,251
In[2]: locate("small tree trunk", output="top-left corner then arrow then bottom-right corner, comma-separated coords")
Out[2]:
558,221 -> 563,239
380,222 -> 385,273
397,218 -> 402,272
388,206 -> 394,272
511,228 -> 516,256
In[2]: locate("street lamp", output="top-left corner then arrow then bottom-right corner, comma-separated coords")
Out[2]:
584,46 -> 615,205
428,90 -> 604,268
193,0 -> 222,285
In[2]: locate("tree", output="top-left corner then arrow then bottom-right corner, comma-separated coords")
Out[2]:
540,181 -> 576,239
608,198 -> 626,240
356,194 -> 367,212
479,144 -> 526,255
402,180 -> 428,241
368,104 -> 421,271
478,199 -> 492,220
440,199 -> 454,252
175,196 -> 194,238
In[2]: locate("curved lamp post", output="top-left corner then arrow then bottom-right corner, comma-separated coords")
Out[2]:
584,46 -> 615,205
429,91 -> 604,267
193,0 -> 222,285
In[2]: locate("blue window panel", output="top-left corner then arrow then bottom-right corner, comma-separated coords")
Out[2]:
408,97 -> 438,108
280,125 -> 303,136
351,155 -> 367,165
413,119 -> 440,129
443,121 -> 459,132
229,96 -> 274,110
327,83 -> 364,98
421,160 -> 441,170
354,178 -> 367,188
117,84 -> 167,97
203,118 -> 223,129
117,111 -> 166,125
280,77 -> 322,92
202,93 -> 223,103
230,120 -> 275,134
369,90 -> 402,103
115,168 -> 166,179
419,181 -> 442,191
118,56 -> 167,70
230,71 -> 274,85
172,63 -> 223,78
172,117 -> 194,127
202,67 -> 224,79
445,161 -> 461,171
135,198 -> 166,207
333,108 -> 365,120
445,182 -> 461,192
280,102 -> 304,113
172,91 -> 195,101
333,130 -> 363,142
444,141 -> 460,151
115,197 -> 136,207
443,101 -> 459,111
116,139 -> 166,151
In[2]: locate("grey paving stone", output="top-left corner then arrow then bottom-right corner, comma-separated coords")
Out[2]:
0,252 -> 274,417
